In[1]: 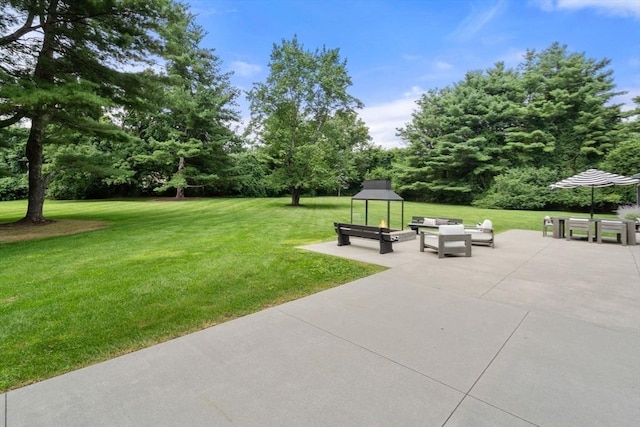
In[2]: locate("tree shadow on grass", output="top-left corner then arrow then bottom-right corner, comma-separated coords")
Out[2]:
270,201 -> 346,210
0,219 -> 109,243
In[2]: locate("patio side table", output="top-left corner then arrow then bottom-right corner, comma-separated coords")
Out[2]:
550,217 -> 566,239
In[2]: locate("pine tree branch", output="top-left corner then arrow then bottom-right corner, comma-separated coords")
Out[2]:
0,112 -> 26,129
0,10 -> 37,46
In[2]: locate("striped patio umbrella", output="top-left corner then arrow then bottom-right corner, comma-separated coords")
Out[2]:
549,168 -> 639,218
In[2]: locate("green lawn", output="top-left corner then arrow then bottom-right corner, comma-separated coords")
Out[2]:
0,197 -> 605,391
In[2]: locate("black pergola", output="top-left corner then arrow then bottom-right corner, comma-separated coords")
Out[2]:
351,180 -> 404,229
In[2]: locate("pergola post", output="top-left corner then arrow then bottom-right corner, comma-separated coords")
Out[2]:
386,201 -> 390,229
350,199 -> 353,223
365,200 -> 369,225
350,180 -> 404,230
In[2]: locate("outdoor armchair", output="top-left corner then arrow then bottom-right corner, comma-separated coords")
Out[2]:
596,220 -> 627,245
566,218 -> 593,242
420,224 -> 472,258
464,219 -> 494,248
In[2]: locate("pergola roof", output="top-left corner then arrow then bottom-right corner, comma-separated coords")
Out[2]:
352,180 -> 403,201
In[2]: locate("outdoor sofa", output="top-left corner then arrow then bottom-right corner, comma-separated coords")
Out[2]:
407,216 -> 463,233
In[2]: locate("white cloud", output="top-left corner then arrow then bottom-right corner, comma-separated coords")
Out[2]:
231,61 -> 262,77
531,0 -> 640,18
401,56 -> 454,73
416,64 -> 462,87
188,2 -> 238,18
532,0 -> 555,11
402,54 -> 423,61
496,48 -> 527,67
612,87 -> 640,111
434,61 -> 454,71
448,0 -> 508,42
403,86 -> 425,98
360,89 -> 424,149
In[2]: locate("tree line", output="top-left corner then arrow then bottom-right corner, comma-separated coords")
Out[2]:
396,42 -> 639,212
1,1 -> 638,222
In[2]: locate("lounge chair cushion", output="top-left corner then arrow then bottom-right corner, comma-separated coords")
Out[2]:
466,231 -> 493,242
439,224 -> 466,248
477,219 -> 493,231
423,217 -> 437,226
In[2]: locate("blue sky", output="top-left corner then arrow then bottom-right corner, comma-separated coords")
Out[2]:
185,0 -> 640,148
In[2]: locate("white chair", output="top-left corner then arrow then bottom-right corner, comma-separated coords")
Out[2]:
465,219 -> 494,248
420,224 -> 472,258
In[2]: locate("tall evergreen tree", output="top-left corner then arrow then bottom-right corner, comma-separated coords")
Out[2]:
506,42 -> 622,172
0,0 -> 189,221
398,63 -> 521,203
398,43 -> 625,205
129,18 -> 240,199
600,96 -> 640,177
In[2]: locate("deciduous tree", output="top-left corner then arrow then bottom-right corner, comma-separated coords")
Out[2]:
246,36 -> 363,206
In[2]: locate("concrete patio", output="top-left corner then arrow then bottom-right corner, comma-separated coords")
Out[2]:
2,230 -> 639,426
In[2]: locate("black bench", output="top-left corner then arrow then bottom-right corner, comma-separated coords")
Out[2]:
334,222 -> 399,254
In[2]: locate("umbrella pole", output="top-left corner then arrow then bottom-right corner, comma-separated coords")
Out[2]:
590,187 -> 594,219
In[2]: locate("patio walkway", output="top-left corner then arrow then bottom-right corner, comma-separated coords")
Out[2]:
2,230 -> 639,426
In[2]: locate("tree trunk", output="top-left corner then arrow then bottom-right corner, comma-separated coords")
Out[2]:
175,156 -> 185,200
22,0 -> 57,223
23,115 -> 50,223
290,187 -> 301,206
175,186 -> 185,199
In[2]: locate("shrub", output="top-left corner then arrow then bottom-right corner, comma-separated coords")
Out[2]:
616,204 -> 640,221
473,167 -> 561,210
0,176 -> 28,201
